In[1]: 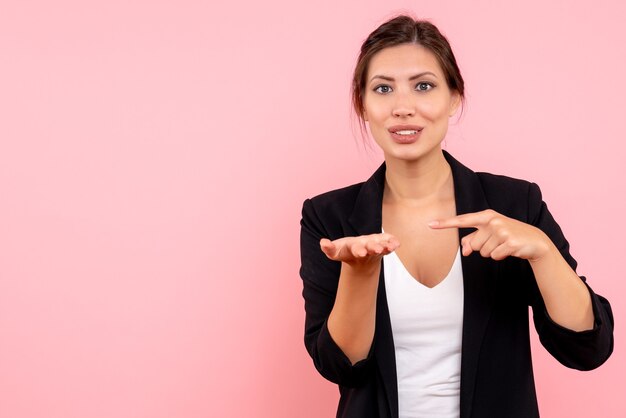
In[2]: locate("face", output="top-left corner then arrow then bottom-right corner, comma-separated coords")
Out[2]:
362,43 -> 461,163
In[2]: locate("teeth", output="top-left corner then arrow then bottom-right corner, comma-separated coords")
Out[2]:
395,130 -> 418,135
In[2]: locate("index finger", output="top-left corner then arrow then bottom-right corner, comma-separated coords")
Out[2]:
428,211 -> 491,229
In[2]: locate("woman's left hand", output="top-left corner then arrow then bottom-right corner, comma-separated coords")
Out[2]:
428,209 -> 554,262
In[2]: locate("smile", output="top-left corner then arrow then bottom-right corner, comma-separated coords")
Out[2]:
389,129 -> 422,144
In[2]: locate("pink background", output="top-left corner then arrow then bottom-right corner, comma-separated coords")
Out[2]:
1,1 -> 624,417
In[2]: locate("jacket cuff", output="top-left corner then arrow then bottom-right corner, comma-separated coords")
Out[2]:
316,318 -> 375,386
536,279 -> 613,370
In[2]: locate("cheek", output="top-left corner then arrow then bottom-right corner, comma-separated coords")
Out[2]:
363,97 -> 389,121
418,99 -> 448,121
367,113 -> 389,132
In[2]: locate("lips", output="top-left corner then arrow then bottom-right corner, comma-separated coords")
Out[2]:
388,124 -> 423,144
388,124 -> 424,133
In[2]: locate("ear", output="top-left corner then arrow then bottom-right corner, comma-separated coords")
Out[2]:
449,90 -> 461,117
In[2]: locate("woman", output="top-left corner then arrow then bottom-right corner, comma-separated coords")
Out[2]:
299,14 -> 614,418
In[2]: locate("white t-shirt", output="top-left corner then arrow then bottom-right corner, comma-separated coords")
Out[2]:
382,244 -> 464,418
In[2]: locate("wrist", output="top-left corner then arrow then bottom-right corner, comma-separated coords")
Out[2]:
528,233 -> 558,264
341,259 -> 381,278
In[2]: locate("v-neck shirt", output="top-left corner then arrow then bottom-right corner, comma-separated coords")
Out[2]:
382,238 -> 464,418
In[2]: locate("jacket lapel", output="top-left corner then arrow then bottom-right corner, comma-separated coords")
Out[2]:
445,151 -> 498,418
347,150 -> 496,418
347,162 -> 398,417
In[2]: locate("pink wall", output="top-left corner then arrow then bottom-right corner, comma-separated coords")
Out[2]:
1,1 -> 624,417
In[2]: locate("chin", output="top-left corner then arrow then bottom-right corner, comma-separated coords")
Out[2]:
383,143 -> 442,163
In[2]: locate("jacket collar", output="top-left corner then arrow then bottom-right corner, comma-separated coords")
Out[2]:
347,149 -> 489,235
348,150 -> 497,418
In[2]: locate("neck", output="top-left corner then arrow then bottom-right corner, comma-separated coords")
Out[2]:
383,148 -> 453,205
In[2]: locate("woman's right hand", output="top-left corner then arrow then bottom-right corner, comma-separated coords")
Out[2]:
319,233 -> 400,269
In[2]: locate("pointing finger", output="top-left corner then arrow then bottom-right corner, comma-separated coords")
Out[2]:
428,210 -> 494,229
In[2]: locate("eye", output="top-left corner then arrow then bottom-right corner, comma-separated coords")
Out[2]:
373,84 -> 392,94
416,82 -> 434,91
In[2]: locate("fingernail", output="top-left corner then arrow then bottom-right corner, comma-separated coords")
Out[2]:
428,221 -> 439,227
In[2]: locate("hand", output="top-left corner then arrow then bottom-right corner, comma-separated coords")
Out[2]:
428,209 -> 553,261
320,233 -> 400,268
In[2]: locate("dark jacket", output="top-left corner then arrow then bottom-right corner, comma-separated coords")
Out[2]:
299,150 -> 614,418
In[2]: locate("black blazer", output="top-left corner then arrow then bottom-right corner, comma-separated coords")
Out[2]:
299,150 -> 614,418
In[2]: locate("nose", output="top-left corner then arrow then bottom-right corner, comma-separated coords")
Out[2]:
392,93 -> 416,117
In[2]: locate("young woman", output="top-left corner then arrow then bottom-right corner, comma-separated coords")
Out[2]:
299,14 -> 614,418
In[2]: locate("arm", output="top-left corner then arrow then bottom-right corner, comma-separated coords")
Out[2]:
327,261 -> 380,366
526,182 -> 614,370
428,181 -> 614,370
300,199 -> 396,386
527,238 -> 593,332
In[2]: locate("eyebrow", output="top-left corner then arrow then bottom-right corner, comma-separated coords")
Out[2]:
369,71 -> 437,83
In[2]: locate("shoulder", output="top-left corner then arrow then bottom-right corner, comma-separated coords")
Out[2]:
300,161 -> 386,238
475,170 -> 534,194
474,171 -> 541,222
445,151 -> 541,217
301,181 -> 364,223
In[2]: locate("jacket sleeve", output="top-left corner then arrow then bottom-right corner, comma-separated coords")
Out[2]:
526,182 -> 614,370
299,198 -> 375,387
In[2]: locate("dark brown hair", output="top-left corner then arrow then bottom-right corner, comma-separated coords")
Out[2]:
351,14 -> 465,140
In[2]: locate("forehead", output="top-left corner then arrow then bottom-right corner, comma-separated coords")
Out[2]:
367,43 -> 444,79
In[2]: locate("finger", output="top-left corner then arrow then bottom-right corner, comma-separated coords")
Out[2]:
490,242 -> 512,261
385,237 -> 400,252
479,235 -> 503,258
369,232 -> 397,251
460,234 -> 473,256
376,233 -> 398,250
462,229 -> 489,251
365,239 -> 385,255
429,209 -> 495,229
319,238 -> 337,258
379,232 -> 398,242
461,229 -> 489,256
350,240 -> 368,258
